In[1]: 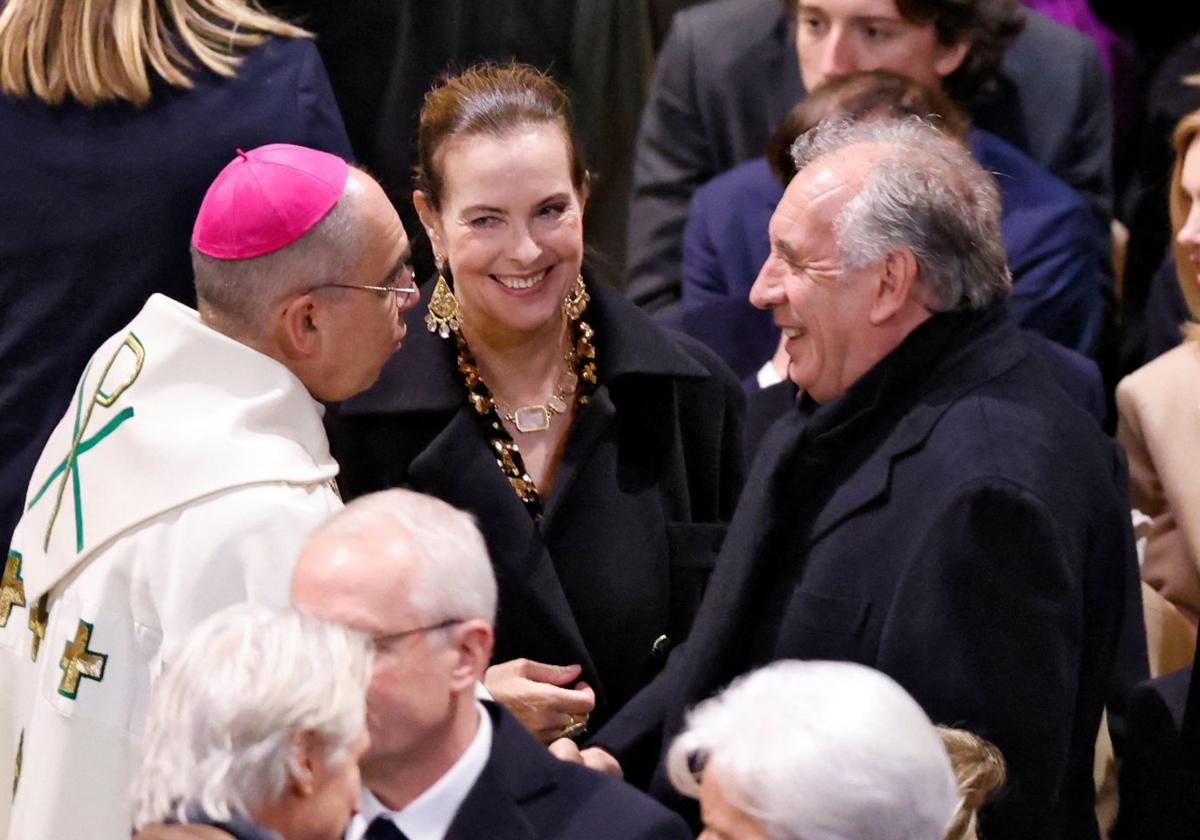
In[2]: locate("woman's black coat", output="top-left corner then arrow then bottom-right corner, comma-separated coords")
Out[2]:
329,279 -> 745,726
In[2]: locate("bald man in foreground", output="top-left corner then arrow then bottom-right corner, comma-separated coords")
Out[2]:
291,489 -> 690,840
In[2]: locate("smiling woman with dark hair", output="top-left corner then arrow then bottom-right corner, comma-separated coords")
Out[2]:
330,62 -> 745,743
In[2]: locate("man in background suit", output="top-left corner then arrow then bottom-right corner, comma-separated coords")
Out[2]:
627,0 -> 1112,314
291,489 -> 691,840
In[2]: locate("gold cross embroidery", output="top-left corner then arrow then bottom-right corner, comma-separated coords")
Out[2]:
11,729 -> 22,799
28,595 -> 48,662
1,550 -> 26,627
58,620 -> 107,700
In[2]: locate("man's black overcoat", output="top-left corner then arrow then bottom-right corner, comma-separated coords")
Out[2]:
596,306 -> 1141,839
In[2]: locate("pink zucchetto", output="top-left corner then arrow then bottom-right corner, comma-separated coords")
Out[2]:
191,143 -> 349,260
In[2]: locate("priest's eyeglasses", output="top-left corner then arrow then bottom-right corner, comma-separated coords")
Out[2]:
373,618 -> 464,650
313,261 -> 419,305
315,281 -> 418,304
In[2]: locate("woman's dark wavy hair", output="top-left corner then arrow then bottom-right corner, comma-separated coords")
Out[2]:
780,0 -> 1025,104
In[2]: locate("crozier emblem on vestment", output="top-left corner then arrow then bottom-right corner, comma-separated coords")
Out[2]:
26,333 -> 144,552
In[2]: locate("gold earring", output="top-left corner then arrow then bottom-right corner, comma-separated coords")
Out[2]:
563,274 -> 589,321
425,271 -> 461,338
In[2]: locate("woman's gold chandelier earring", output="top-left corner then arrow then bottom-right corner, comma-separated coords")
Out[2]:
425,267 -> 461,339
563,274 -> 589,321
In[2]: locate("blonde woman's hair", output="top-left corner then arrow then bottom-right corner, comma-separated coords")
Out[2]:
936,726 -> 1007,840
0,0 -> 309,106
1170,108 -> 1200,342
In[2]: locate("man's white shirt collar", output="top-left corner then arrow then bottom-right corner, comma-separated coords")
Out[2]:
756,359 -> 784,389
346,702 -> 493,840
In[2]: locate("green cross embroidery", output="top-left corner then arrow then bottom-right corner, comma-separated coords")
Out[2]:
58,620 -> 107,700
27,333 -> 144,552
0,551 -> 25,627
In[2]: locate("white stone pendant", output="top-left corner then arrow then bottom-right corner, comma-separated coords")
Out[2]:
513,405 -> 551,433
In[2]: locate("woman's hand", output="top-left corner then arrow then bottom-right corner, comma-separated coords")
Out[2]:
485,659 -> 596,744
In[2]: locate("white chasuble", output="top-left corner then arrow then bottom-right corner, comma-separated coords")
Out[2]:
1,294 -> 341,839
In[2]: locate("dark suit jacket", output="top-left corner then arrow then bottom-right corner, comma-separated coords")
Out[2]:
330,280 -> 745,728
679,129 -> 1106,378
627,0 -> 1113,312
445,703 -> 692,839
0,37 -> 350,563
595,305 -> 1141,838
1113,647 -> 1200,838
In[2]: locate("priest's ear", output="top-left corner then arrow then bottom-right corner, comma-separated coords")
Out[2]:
275,291 -> 325,360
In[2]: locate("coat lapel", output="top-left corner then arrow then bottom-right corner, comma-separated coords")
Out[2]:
408,411 -> 601,693
446,705 -> 558,840
806,313 -> 1032,546
541,385 -> 616,527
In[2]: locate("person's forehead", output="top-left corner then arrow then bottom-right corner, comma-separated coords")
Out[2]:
296,537 -> 416,630
439,125 -> 574,200
781,144 -> 881,219
799,0 -> 906,21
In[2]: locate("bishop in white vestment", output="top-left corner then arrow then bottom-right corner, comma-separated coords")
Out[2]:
1,144 -> 416,840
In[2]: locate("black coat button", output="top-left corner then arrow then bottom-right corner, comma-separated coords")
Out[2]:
651,634 -> 671,662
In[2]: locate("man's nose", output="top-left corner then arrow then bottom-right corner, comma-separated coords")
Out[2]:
398,285 -> 419,315
749,256 -> 784,310
820,26 -> 859,78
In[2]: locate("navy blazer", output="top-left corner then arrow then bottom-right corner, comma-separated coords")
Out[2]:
330,279 -> 745,728
595,307 -> 1141,838
626,0 -> 1113,312
0,38 -> 351,557
444,702 -> 692,839
678,129 -> 1105,378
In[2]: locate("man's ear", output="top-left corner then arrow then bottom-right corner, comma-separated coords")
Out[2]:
276,291 -> 323,361
447,619 -> 494,691
869,248 -> 920,325
287,731 -> 318,797
934,38 -> 972,79
413,191 -> 444,261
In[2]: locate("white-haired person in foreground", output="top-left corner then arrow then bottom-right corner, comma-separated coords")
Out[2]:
130,604 -> 372,840
667,661 -> 958,840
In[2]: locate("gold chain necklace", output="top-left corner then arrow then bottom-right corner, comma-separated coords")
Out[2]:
454,316 -> 597,519
493,352 -> 579,434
